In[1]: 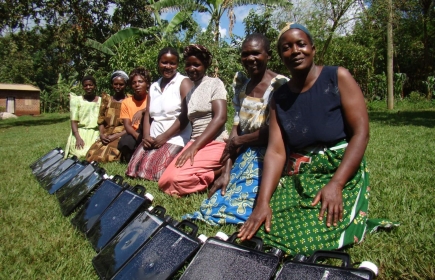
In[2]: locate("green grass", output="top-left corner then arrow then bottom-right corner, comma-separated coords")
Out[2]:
1,103 -> 434,279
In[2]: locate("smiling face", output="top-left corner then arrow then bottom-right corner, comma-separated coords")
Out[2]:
131,75 -> 148,100
112,76 -> 126,94
82,80 -> 96,95
184,55 -> 206,82
241,39 -> 270,77
278,29 -> 315,72
158,53 -> 178,80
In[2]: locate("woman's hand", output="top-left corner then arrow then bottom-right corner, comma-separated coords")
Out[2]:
100,134 -> 111,145
142,135 -> 155,149
238,201 -> 272,241
153,133 -> 169,149
175,144 -> 198,167
75,136 -> 85,150
208,171 -> 230,198
311,181 -> 344,227
132,110 -> 143,127
220,136 -> 241,163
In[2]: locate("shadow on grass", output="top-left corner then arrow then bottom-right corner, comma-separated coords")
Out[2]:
0,115 -> 70,129
369,110 -> 435,128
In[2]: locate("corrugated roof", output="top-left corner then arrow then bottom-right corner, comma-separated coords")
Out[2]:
0,83 -> 40,91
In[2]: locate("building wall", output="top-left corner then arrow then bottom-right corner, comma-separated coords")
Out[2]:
0,90 -> 40,115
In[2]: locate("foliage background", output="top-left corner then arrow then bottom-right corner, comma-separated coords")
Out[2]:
1,0 -> 434,112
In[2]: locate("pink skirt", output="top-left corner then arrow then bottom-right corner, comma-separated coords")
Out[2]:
158,140 -> 226,196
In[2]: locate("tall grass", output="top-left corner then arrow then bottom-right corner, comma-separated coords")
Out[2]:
0,104 -> 434,279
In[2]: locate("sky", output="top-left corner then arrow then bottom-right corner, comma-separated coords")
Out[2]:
160,5 -> 258,39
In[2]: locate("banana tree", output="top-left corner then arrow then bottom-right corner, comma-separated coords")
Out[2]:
152,0 -> 292,42
86,11 -> 193,56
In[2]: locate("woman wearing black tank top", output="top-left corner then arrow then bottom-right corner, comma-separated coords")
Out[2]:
237,23 -> 383,256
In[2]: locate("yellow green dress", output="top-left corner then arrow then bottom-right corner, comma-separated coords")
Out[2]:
65,93 -> 101,158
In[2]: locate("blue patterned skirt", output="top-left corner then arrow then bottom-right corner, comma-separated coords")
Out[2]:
183,146 -> 266,225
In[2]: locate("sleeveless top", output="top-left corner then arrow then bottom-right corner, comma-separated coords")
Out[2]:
274,66 -> 347,150
232,72 -> 289,135
149,72 -> 192,147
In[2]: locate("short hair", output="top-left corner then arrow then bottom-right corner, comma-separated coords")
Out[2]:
157,47 -> 180,63
183,44 -> 213,69
128,67 -> 152,89
81,75 -> 96,86
242,33 -> 271,53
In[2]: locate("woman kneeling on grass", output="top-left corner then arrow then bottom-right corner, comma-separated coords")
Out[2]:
117,67 -> 150,163
86,70 -> 129,163
158,44 -> 228,197
65,75 -> 101,158
184,34 -> 289,225
126,47 -> 192,181
237,23 -> 389,256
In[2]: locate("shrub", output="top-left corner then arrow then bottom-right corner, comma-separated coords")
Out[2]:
408,91 -> 424,102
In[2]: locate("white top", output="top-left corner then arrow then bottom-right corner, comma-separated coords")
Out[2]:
149,72 -> 192,147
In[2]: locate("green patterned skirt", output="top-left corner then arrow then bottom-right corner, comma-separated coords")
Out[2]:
257,141 -> 370,256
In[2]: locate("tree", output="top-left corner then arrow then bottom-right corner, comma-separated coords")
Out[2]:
315,0 -> 362,64
271,0 -> 363,64
111,0 -> 155,30
419,0 -> 435,89
387,0 -> 394,109
86,11 -> 195,56
152,0 -> 291,42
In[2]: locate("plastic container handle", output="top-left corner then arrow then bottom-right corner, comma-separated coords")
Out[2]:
131,185 -> 146,196
176,220 -> 199,237
307,250 -> 351,267
227,232 -> 264,251
111,175 -> 124,185
150,205 -> 166,218
97,168 -> 106,175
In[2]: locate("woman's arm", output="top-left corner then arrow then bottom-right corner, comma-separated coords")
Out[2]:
71,121 -> 85,150
132,109 -> 145,128
153,78 -> 193,149
99,123 -> 111,145
175,99 -> 227,167
142,96 -> 154,149
209,125 -> 269,198
208,124 -> 238,198
106,130 -> 127,143
219,126 -> 269,163
123,118 -> 140,140
311,67 -> 369,227
98,94 -> 110,144
238,99 -> 286,240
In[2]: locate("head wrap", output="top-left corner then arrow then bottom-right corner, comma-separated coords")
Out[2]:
183,44 -> 213,68
111,70 -> 129,83
277,23 -> 313,44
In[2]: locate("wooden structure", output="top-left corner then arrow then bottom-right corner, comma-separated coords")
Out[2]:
0,83 -> 40,116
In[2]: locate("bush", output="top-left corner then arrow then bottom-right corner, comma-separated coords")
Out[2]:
0,106 -> 5,112
408,91 -> 424,102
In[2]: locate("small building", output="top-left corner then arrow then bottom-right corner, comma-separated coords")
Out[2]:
0,83 -> 41,116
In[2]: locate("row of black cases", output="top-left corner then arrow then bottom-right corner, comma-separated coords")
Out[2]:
30,148 -> 376,280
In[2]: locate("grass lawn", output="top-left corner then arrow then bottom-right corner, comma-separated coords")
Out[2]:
1,102 -> 434,279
